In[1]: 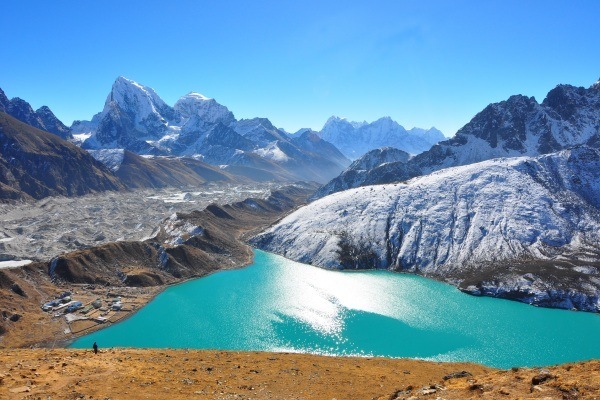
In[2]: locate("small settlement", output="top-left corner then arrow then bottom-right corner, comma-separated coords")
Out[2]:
39,286 -> 155,337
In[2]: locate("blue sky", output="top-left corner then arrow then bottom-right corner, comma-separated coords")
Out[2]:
1,0 -> 599,136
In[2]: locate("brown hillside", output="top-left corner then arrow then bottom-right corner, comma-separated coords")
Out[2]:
0,112 -> 123,201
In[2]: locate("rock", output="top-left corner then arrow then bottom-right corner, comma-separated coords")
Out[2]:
531,385 -> 544,392
532,372 -> 555,385
469,383 -> 484,391
389,387 -> 413,399
442,370 -> 472,380
9,386 -> 30,393
10,283 -> 26,297
421,387 -> 437,395
9,314 -> 21,322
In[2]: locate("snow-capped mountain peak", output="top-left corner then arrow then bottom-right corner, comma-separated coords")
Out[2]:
174,92 -> 234,125
105,76 -> 174,121
71,77 -> 349,182
316,78 -> 600,199
324,115 -> 367,129
319,115 -> 444,160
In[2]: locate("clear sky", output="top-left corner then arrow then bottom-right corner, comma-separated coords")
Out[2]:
1,0 -> 599,137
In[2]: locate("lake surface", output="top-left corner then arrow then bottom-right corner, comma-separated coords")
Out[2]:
71,250 -> 600,368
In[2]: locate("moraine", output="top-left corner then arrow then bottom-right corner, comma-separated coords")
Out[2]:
71,250 -> 600,369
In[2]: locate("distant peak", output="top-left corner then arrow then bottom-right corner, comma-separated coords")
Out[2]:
181,92 -> 212,101
326,115 -> 345,123
112,76 -> 145,90
36,105 -> 51,113
592,78 -> 600,90
373,116 -> 397,126
324,116 -> 356,128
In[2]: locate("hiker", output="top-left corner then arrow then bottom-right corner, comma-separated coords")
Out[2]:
93,342 -> 98,354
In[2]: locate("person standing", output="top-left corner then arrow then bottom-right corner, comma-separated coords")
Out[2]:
93,342 -> 98,354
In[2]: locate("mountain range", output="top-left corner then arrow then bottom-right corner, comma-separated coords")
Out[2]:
0,78 -> 450,197
71,77 -> 350,183
314,80 -> 600,199
317,116 -> 444,159
0,88 -> 71,139
252,78 -> 600,311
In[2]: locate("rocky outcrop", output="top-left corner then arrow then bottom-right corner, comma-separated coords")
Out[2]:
312,147 -> 411,199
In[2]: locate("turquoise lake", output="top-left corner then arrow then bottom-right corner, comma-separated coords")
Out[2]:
71,250 -> 600,369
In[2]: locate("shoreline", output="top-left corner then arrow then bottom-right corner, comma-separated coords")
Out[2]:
62,250 -> 258,349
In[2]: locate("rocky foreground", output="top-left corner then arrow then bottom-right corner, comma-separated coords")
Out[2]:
0,349 -> 598,399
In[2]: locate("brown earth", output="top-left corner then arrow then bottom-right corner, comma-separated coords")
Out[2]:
0,349 -> 598,399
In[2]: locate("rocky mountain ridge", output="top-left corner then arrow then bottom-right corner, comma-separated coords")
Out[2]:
0,112 -> 123,201
311,147 -> 411,198
0,88 -> 71,139
315,79 -> 600,198
253,146 -> 600,312
0,110 -> 281,202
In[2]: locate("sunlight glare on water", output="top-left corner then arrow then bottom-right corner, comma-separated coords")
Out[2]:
71,250 -> 600,368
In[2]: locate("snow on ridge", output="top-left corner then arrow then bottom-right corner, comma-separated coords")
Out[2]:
253,147 -> 600,311
182,92 -> 211,101
319,115 -> 444,160
87,149 -> 126,172
174,91 -> 233,124
253,142 -> 289,162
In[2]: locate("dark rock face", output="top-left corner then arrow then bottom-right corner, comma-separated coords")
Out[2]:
0,88 -> 9,113
10,283 -> 26,297
316,80 -> 600,198
0,112 -> 123,201
531,372 -> 554,385
312,147 -> 410,199
8,313 -> 21,322
35,106 -> 71,139
0,88 -> 72,139
7,98 -> 45,131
